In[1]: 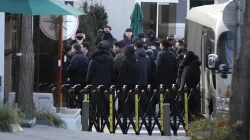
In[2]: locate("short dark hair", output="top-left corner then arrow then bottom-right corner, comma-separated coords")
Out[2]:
125,28 -> 133,32
82,42 -> 90,50
76,28 -> 84,34
64,44 -> 72,53
155,41 -> 160,47
114,41 -> 123,48
147,29 -> 155,36
104,25 -> 111,30
72,43 -> 81,51
160,39 -> 172,48
124,46 -> 135,57
138,32 -> 145,38
98,41 -> 112,50
135,40 -> 143,48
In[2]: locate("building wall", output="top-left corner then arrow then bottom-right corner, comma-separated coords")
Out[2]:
63,0 -> 189,39
4,16 -> 12,101
72,0 -> 135,40
158,0 -> 187,38
0,13 -> 5,104
176,0 -> 187,23
98,0 -> 135,40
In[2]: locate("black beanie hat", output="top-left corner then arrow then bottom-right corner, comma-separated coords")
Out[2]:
76,28 -> 84,34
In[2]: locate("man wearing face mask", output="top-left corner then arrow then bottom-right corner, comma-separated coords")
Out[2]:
69,28 -> 86,46
146,29 -> 160,47
95,25 -> 117,46
132,32 -> 147,44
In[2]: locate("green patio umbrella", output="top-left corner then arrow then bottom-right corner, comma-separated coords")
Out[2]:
0,0 -> 83,15
130,2 -> 143,36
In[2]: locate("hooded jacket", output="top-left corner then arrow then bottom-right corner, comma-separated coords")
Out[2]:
135,48 -> 151,88
86,50 -> 114,89
156,48 -> 177,89
179,59 -> 201,90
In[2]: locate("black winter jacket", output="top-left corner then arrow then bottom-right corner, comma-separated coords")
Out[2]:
86,50 -> 114,89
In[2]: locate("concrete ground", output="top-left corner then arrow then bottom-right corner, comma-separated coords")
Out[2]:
0,125 -> 190,140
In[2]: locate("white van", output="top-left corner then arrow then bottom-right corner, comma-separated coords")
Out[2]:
184,0 -> 237,118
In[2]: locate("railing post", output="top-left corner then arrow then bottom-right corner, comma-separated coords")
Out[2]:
81,100 -> 89,131
159,84 -> 164,135
147,85 -> 152,135
184,85 -> 189,131
163,103 -> 171,136
109,85 -> 115,133
172,84 -> 177,136
83,86 -> 89,101
96,85 -> 104,132
135,85 -> 139,135
122,85 -> 127,134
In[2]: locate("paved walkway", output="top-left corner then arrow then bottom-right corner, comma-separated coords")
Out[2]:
0,125 -> 189,140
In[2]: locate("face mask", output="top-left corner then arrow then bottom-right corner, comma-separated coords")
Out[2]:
76,36 -> 83,40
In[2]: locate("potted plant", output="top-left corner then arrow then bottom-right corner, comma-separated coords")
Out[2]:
0,103 -> 24,132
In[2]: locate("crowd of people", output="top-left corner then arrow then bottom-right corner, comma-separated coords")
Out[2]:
63,25 -> 201,115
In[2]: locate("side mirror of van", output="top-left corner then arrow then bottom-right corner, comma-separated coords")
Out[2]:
218,64 -> 229,79
218,64 -> 229,73
207,54 -> 218,69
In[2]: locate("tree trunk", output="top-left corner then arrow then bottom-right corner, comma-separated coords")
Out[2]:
17,15 -> 35,118
230,1 -> 250,139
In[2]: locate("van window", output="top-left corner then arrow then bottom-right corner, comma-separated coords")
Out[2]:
217,31 -> 233,68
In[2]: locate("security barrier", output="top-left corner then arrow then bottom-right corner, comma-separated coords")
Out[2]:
60,84 -> 200,136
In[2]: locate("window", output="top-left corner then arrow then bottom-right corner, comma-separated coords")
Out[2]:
204,28 -> 215,68
160,4 -> 176,24
217,31 -> 233,68
161,5 -> 169,23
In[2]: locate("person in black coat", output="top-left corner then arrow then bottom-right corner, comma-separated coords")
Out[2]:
95,25 -> 117,46
86,42 -> 114,115
134,40 -> 151,90
81,42 -> 91,59
145,47 -> 157,90
121,28 -> 133,46
113,41 -> 125,87
179,51 -> 201,91
176,47 -> 187,88
178,51 -> 201,116
132,32 -> 146,44
68,43 -> 89,88
119,46 -> 138,89
63,45 -> 72,84
86,41 -> 114,89
156,38 -> 177,90
146,29 -> 160,47
118,46 -> 138,114
69,28 -> 86,46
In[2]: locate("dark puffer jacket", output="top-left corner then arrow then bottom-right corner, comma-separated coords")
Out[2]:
135,48 -> 151,89
86,50 -> 114,89
68,51 -> 89,86
179,59 -> 201,90
156,48 -> 177,90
